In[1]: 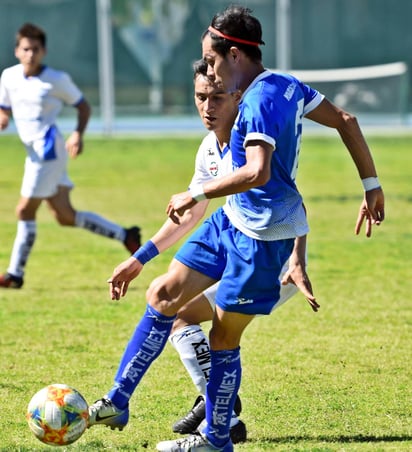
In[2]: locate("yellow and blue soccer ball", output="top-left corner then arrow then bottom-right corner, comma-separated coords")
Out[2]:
26,383 -> 89,446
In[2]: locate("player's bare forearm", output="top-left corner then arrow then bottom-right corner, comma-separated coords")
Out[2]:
305,99 -> 385,237
281,235 -> 319,312
75,99 -> 91,135
157,201 -> 207,247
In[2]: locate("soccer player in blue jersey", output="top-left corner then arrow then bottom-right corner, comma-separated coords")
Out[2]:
87,59 -> 315,443
169,61 -> 318,445
89,5 -> 383,451
0,23 -> 141,289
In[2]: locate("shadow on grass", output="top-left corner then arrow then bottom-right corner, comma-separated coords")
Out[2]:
254,433 -> 412,445
305,193 -> 412,203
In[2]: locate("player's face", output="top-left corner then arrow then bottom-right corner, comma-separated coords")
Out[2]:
194,74 -> 239,133
202,34 -> 239,94
15,37 -> 46,76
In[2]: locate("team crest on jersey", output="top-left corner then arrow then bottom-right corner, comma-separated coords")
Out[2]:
209,161 -> 218,176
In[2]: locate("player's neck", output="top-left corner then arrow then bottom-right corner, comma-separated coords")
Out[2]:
216,133 -> 230,152
239,63 -> 265,92
23,64 -> 45,77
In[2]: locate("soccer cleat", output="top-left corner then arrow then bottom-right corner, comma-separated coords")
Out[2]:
0,272 -> 23,289
123,226 -> 141,254
229,419 -> 247,444
156,432 -> 233,452
172,395 -> 205,434
87,397 -> 129,430
172,395 -> 242,435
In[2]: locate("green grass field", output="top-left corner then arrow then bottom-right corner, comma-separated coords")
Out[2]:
0,132 -> 411,451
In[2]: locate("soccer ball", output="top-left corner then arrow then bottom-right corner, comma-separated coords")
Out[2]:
26,383 -> 89,446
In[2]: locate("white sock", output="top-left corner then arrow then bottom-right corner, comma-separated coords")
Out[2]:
169,325 -> 211,395
230,412 -> 240,427
8,220 -> 36,278
170,325 -> 240,425
75,211 -> 125,241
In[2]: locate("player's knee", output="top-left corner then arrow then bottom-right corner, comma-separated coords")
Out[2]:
170,316 -> 190,335
15,204 -> 35,220
56,216 -> 74,226
54,211 -> 76,226
147,276 -> 184,317
209,328 -> 240,350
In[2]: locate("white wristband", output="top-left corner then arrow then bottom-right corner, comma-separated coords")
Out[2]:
189,184 -> 207,202
362,177 -> 381,191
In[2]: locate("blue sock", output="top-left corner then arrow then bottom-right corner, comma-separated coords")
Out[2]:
107,304 -> 176,409
204,347 -> 241,447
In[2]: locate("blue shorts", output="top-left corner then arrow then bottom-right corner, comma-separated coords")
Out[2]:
175,208 -> 294,315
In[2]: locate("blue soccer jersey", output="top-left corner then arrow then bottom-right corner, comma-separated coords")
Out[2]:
224,70 -> 324,241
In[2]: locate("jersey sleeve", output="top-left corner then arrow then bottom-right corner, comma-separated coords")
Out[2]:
0,70 -> 11,110
53,71 -> 84,106
189,142 -> 212,188
241,92 -> 279,149
299,80 -> 324,115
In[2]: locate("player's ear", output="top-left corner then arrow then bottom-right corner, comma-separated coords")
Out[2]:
229,47 -> 240,62
232,89 -> 242,103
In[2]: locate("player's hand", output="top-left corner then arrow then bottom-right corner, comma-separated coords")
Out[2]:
107,256 -> 143,300
166,191 -> 197,224
281,263 -> 319,312
0,112 -> 9,130
355,187 -> 385,237
65,131 -> 84,158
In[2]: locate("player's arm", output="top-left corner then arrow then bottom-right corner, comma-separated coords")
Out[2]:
65,98 -> 91,158
108,200 -> 209,300
0,107 -> 11,130
281,234 -> 319,312
305,98 -> 384,237
167,140 -> 272,222
152,200 -> 209,253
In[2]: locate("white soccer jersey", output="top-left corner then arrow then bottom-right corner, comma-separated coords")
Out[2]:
189,131 -> 232,188
0,64 -> 83,145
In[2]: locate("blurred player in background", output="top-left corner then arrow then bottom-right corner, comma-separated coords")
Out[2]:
0,23 -> 141,289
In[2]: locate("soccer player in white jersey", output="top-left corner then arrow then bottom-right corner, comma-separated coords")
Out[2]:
0,23 -> 141,289
89,5 -> 384,451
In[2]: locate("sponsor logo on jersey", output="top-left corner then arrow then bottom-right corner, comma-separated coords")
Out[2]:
284,82 -> 297,101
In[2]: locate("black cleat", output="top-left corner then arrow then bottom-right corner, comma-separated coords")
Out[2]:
230,419 -> 247,444
172,394 -> 243,435
172,395 -> 205,434
0,272 -> 23,289
123,226 -> 141,254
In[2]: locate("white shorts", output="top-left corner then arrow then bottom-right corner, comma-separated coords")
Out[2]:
21,132 -> 74,198
203,260 -> 300,313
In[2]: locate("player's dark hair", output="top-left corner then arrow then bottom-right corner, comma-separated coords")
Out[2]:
16,23 -> 47,48
204,5 -> 264,63
192,59 -> 209,80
